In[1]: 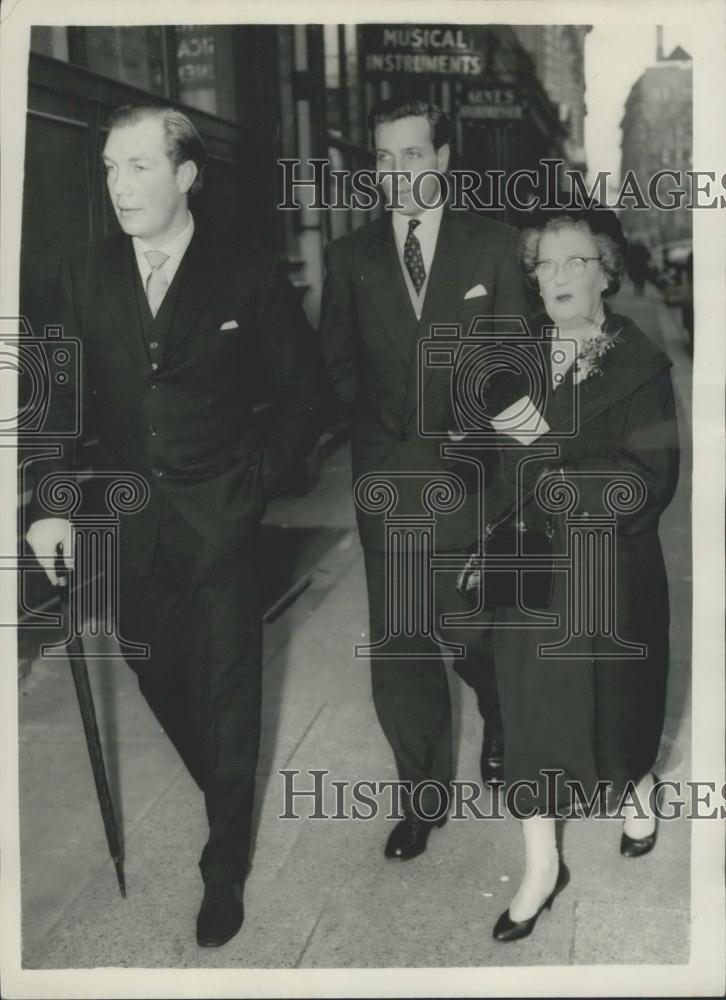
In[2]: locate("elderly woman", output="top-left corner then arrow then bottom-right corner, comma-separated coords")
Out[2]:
479,207 -> 680,942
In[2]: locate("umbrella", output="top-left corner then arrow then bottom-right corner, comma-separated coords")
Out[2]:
59,567 -> 127,898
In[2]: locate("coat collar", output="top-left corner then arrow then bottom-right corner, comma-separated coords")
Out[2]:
540,306 -> 673,430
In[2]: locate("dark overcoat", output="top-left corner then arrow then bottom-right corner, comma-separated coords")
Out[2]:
492,308 -> 680,811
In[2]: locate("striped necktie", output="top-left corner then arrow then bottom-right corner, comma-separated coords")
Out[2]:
144,250 -> 170,318
403,218 -> 426,294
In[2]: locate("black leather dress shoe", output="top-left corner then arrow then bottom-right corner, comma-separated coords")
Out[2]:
620,825 -> 657,857
384,813 -> 447,860
480,735 -> 505,787
493,863 -> 570,942
620,773 -> 660,858
196,882 -> 244,947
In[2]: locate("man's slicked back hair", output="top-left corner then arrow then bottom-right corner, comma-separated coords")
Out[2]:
367,97 -> 451,151
106,104 -> 206,195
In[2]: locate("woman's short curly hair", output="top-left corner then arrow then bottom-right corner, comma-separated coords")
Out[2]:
519,207 -> 627,297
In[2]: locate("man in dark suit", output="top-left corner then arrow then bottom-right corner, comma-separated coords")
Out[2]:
319,98 -> 531,860
25,104 -> 320,946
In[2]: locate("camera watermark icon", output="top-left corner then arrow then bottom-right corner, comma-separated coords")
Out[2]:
353,308 -> 652,660
418,314 -> 579,442
0,316 -> 81,437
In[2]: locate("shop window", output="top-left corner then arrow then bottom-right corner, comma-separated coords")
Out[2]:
29,26 -> 69,61
84,27 -> 168,95
323,25 -> 361,138
323,23 -> 339,88
30,24 -> 238,121
176,25 -> 237,120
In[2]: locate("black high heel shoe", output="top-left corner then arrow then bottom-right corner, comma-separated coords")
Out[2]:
620,773 -> 660,858
492,863 -> 570,942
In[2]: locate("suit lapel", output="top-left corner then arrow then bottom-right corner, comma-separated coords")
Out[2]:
401,210 -> 482,424
359,218 -> 418,365
163,228 -> 217,362
417,210 -> 480,336
102,237 -> 149,372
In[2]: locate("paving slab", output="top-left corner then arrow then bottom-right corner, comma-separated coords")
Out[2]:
572,902 -> 690,965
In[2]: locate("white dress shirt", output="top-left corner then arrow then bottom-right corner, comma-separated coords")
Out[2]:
391,205 -> 444,319
132,211 -> 195,291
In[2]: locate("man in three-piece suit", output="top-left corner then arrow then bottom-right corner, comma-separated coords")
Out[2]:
319,98 -> 531,860
26,104 -> 320,946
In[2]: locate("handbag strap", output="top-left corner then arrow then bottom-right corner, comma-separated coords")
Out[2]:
484,471 -> 553,537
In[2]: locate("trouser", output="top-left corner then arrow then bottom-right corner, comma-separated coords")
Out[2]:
363,548 -> 501,812
118,497 -> 262,885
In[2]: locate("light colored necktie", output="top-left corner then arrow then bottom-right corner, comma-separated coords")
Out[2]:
144,250 -> 170,318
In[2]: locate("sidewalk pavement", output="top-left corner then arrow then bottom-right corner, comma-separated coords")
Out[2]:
18,280 -> 693,970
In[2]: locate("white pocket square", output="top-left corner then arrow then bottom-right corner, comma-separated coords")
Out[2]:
220,319 -> 239,331
464,284 -> 487,300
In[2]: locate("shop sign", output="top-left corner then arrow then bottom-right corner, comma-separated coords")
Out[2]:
177,25 -> 216,85
459,86 -> 523,120
360,25 -> 484,77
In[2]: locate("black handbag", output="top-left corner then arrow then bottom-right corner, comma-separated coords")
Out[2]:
457,488 -> 555,610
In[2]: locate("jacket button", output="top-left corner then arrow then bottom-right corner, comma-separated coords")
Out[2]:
149,341 -> 159,350
150,362 -> 159,371
150,381 -> 158,389
151,467 -> 164,478
148,425 -> 157,436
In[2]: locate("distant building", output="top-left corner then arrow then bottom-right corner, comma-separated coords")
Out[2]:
512,25 -> 591,172
619,32 -> 692,248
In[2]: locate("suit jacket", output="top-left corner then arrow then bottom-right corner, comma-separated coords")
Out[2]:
29,223 -> 321,574
319,208 -> 531,552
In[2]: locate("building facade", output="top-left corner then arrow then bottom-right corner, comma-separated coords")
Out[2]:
512,25 -> 590,172
619,40 -> 693,248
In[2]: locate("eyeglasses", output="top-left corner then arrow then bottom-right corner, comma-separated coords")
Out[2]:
533,256 -> 602,281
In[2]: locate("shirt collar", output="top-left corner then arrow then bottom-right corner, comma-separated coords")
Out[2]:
132,211 -> 195,273
391,204 -> 444,242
